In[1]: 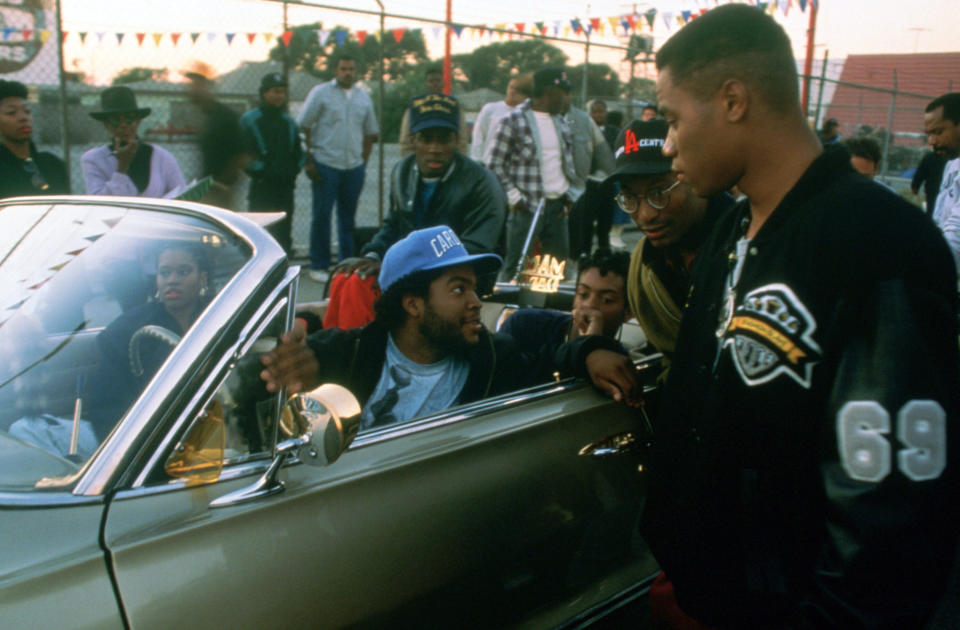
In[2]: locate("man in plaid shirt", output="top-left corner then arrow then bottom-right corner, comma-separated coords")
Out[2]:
487,68 -> 582,280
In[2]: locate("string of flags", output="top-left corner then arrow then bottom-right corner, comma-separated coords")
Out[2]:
44,0 -> 816,48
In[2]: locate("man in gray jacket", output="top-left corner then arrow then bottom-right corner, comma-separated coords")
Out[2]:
564,94 -> 616,257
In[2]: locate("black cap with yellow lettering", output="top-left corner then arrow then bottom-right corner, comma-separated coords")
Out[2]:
603,118 -> 672,184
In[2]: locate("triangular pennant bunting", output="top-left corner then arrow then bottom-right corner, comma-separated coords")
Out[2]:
316,29 -> 329,45
115,32 -> 124,44
135,32 -> 145,46
171,32 -> 181,46
392,28 -> 405,43
78,31 -> 88,44
152,33 -> 163,46
452,25 -> 464,37
334,29 -> 346,46
190,32 -> 201,44
356,30 -> 367,45
281,30 -> 293,46
645,8 -> 657,28
246,33 -> 257,44
225,33 -> 236,45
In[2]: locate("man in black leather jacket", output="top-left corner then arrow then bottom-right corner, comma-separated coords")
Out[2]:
322,95 -> 506,330
339,93 -> 505,276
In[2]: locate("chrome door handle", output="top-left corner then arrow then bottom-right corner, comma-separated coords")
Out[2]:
578,431 -> 651,458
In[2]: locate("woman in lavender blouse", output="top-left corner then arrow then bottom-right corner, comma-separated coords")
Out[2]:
82,86 -> 185,198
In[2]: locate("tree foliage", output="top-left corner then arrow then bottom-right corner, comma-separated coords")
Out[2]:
566,63 -> 621,99
112,67 -> 168,85
268,23 -> 428,82
621,77 -> 657,103
453,40 -> 568,92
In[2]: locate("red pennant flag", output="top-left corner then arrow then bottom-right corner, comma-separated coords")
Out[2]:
626,14 -> 637,28
514,23 -> 525,33
281,30 -> 293,46
22,29 -> 33,41
356,30 -> 368,45
392,28 -> 405,43
246,33 -> 256,44
135,32 -> 146,46
700,8 -> 708,15
171,32 -> 182,46
62,31 -> 69,41
590,17 -> 601,31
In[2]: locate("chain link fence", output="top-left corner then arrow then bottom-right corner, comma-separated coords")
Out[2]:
7,1 -> 950,251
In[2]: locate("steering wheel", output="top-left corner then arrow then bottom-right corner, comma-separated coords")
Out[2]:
129,325 -> 181,377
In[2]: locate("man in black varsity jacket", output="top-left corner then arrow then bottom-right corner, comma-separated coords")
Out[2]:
618,5 -> 959,629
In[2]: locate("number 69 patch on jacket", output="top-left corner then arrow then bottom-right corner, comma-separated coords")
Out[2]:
720,283 -> 822,389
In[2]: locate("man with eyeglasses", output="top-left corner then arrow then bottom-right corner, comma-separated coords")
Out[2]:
0,79 -> 69,199
609,118 -> 733,372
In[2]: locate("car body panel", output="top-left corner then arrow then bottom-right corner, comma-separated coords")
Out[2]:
105,384 -> 655,628
0,501 -> 122,629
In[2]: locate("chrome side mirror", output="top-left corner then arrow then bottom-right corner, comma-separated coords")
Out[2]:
287,383 -> 362,467
210,384 -> 360,509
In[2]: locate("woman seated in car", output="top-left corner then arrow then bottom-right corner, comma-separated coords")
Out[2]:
81,86 -> 185,198
87,242 -> 212,439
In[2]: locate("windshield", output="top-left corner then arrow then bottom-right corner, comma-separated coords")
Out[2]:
0,203 -> 251,492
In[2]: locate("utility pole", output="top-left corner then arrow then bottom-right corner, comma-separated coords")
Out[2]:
800,0 -> 818,118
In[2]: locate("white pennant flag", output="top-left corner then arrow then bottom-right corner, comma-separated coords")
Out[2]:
316,29 -> 330,45
662,11 -> 675,29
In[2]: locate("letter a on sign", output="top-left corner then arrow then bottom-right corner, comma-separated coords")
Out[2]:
623,129 -> 640,154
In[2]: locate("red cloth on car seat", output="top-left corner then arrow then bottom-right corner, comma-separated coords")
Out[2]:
649,572 -> 717,630
322,273 -> 379,330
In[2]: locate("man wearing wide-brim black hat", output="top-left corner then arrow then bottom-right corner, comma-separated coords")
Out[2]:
81,85 -> 185,198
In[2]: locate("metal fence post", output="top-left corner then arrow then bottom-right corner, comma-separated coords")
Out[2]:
881,70 -> 897,179
375,0 -> 385,225
54,0 -> 70,178
813,50 -> 828,130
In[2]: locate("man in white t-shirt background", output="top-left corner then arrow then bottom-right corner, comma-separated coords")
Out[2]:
486,67 -> 581,281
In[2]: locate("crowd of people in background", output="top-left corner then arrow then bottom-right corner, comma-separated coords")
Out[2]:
2,3 -> 959,627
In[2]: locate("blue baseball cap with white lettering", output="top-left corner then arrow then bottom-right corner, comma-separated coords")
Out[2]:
378,225 -> 503,293
603,118 -> 673,185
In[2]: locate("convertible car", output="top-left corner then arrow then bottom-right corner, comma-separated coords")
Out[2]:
0,196 -> 659,628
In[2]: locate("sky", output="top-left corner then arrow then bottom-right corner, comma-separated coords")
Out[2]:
50,0 -> 959,86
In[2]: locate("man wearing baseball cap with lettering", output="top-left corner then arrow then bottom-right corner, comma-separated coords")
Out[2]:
581,118 -> 735,397
323,92 -> 505,330
261,226 -> 527,429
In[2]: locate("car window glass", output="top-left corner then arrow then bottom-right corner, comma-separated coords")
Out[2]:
0,203 -> 251,492
164,305 -> 288,483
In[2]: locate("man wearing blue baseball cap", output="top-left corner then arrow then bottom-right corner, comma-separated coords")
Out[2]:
261,226 -> 527,428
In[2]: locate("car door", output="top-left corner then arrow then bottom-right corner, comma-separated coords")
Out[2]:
103,282 -> 657,629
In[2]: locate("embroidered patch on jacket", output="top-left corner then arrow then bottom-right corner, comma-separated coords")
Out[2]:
719,283 -> 821,389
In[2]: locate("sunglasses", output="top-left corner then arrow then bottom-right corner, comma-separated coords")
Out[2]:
615,178 -> 682,213
104,112 -> 142,126
23,158 -> 49,191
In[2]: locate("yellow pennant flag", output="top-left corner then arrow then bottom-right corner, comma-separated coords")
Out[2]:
608,16 -> 619,33
39,29 -> 51,44
563,25 -> 571,37
264,33 -> 275,44
152,33 -> 163,46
